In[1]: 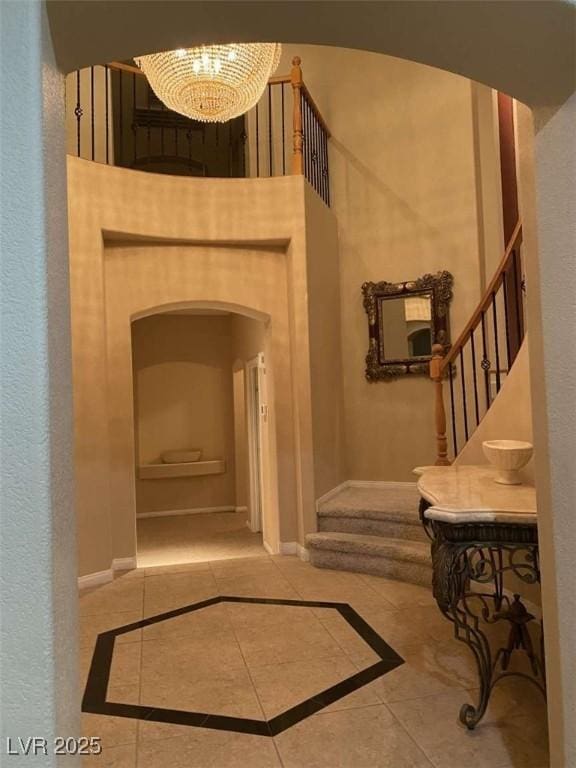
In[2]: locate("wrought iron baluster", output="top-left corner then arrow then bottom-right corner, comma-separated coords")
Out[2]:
492,293 -> 502,394
470,329 -> 480,426
480,311 -> 491,408
160,100 -> 165,158
281,83 -> 286,176
502,267 -> 512,369
320,124 -> 326,203
512,248 -> 524,345
308,102 -> 315,191
228,122 -> 233,177
90,66 -> 95,161
312,108 -> 319,195
459,348 -> 469,442
323,128 -> 330,206
255,100 -> 260,177
268,83 -> 273,177
317,115 -> 323,199
132,73 -> 137,165
448,361 -> 458,456
303,95 -> 310,184
313,105 -> 319,194
118,69 -> 123,165
240,119 -> 247,178
104,66 -> 109,164
146,83 -> 151,163
75,70 -> 82,157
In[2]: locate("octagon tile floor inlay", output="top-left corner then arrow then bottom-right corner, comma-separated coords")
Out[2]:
83,597 -> 404,736
79,555 -> 550,767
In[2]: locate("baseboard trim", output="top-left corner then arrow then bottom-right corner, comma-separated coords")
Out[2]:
112,557 -> 137,572
315,481 -> 349,509
235,506 -> 248,513
279,541 -> 309,561
347,480 -> 417,490
137,505 -> 236,519
78,569 -> 114,590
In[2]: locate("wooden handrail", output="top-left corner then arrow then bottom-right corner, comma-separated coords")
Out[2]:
268,74 -> 291,86
109,60 -> 142,76
430,219 -> 523,466
441,221 -> 523,369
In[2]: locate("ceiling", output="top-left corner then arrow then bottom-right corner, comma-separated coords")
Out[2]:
47,1 -> 576,109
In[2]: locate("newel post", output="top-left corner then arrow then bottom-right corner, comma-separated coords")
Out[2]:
430,344 -> 451,466
291,56 -> 304,175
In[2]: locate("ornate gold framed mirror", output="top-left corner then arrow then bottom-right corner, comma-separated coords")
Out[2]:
362,271 -> 454,380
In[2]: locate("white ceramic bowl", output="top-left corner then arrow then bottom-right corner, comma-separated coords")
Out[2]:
482,440 -> 533,485
161,449 -> 202,464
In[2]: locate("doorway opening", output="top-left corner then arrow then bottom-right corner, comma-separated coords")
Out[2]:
131,308 -> 271,567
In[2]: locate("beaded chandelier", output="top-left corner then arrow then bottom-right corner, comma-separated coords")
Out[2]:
135,43 -> 282,123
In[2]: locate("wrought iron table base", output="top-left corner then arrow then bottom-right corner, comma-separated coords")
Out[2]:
420,499 -> 546,729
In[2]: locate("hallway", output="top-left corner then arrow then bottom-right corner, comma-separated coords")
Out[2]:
136,510 -> 267,567
79,558 -> 548,767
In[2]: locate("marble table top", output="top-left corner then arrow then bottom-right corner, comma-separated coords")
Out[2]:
415,464 -> 537,525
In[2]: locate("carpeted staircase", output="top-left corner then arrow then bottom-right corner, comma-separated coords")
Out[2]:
305,484 -> 432,586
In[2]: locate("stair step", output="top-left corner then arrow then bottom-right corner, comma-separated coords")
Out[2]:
318,485 -> 426,542
319,485 -> 421,521
306,531 -> 432,587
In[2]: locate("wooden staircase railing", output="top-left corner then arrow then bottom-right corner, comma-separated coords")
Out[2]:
431,221 -> 525,464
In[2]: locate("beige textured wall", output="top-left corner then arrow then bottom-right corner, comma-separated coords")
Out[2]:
304,183 -> 345,504
281,45 -> 487,480
68,158 -> 339,574
132,313 -> 236,515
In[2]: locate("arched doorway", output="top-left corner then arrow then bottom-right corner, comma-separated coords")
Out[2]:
130,305 -> 273,567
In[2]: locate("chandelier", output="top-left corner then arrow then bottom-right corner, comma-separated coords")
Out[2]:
135,43 -> 282,123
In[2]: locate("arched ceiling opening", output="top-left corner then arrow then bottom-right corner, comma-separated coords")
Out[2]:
47,0 -> 575,108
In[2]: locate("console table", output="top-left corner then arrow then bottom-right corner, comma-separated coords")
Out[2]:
416,465 -> 545,729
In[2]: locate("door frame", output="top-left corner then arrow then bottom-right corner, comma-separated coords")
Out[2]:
245,353 -> 267,534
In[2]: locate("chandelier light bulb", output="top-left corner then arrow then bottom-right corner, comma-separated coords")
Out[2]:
135,42 -> 282,123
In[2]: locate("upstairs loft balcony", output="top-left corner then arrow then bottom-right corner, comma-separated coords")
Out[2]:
66,57 -> 331,207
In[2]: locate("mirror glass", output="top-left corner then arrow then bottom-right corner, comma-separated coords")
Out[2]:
378,292 -> 432,361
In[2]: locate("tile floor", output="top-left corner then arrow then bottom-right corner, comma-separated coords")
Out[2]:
136,510 -> 268,567
79,556 -> 549,768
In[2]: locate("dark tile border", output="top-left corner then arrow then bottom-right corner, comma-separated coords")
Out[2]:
82,596 -> 404,736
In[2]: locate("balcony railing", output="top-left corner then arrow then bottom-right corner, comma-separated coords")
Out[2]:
65,57 -> 331,206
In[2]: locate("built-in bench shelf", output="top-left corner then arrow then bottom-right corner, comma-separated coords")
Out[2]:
138,459 -> 226,480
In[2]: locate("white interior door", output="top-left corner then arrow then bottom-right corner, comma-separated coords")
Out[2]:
246,354 -> 267,533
